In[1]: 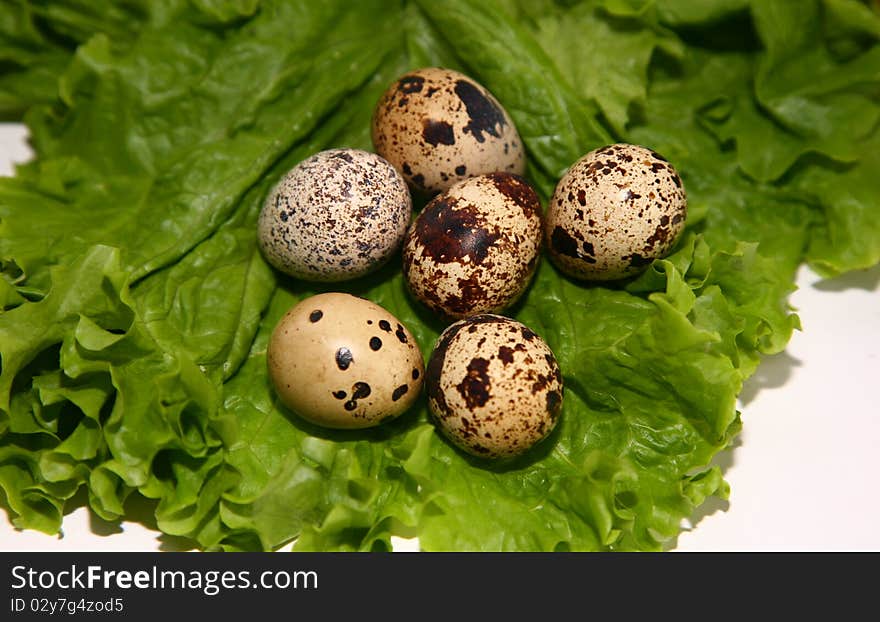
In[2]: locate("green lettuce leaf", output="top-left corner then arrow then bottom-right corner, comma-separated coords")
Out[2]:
0,0 -> 148,117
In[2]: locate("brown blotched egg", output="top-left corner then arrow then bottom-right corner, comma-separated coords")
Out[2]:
258,148 -> 412,282
371,67 -> 526,195
402,172 -> 543,321
425,314 -> 563,460
545,143 -> 687,281
267,292 -> 424,429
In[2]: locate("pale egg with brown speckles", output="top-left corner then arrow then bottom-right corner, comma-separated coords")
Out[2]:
267,292 -> 424,429
545,143 -> 687,281
258,148 -> 412,282
425,314 -> 563,460
402,172 -> 543,321
371,67 -> 526,195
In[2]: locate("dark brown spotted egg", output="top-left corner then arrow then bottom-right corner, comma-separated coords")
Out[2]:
545,143 -> 687,281
258,148 -> 412,282
402,173 -> 543,321
267,292 -> 424,429
371,67 -> 526,195
425,314 -> 563,460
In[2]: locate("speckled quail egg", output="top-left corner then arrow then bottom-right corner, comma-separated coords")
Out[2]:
258,148 -> 412,282
425,314 -> 563,460
267,292 -> 425,429
402,172 -> 543,321
545,143 -> 687,281
371,67 -> 526,195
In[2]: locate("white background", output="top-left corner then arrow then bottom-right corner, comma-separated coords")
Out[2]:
1,122 -> 878,552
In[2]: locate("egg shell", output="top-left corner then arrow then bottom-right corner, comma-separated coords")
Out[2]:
371,67 -> 526,195
267,292 -> 425,429
545,143 -> 687,281
258,149 -> 412,282
402,173 -> 543,321
425,314 -> 563,460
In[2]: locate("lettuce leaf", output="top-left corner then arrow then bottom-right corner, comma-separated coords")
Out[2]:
1,0 -> 877,551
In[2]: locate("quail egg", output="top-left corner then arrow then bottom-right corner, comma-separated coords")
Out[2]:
258,148 -> 412,282
545,143 -> 687,281
425,314 -> 563,460
267,292 -> 425,429
371,67 -> 526,195
402,172 -> 543,321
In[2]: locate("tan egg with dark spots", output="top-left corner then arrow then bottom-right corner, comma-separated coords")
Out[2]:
371,67 -> 526,195
267,293 -> 424,429
545,143 -> 687,281
425,314 -> 563,460
258,148 -> 412,282
402,173 -> 543,321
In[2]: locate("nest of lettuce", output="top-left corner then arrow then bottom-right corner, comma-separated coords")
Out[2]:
1,0 -> 878,551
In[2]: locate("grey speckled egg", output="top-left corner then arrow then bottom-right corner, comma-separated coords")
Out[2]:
545,143 -> 687,281
258,149 -> 412,282
267,292 -> 424,429
402,173 -> 543,321
371,67 -> 526,196
425,314 -> 563,460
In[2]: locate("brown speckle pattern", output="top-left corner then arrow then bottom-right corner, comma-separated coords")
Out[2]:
544,143 -> 687,281
425,314 -> 563,460
371,67 -> 525,195
266,293 -> 425,430
403,173 -> 543,320
258,149 -> 412,282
